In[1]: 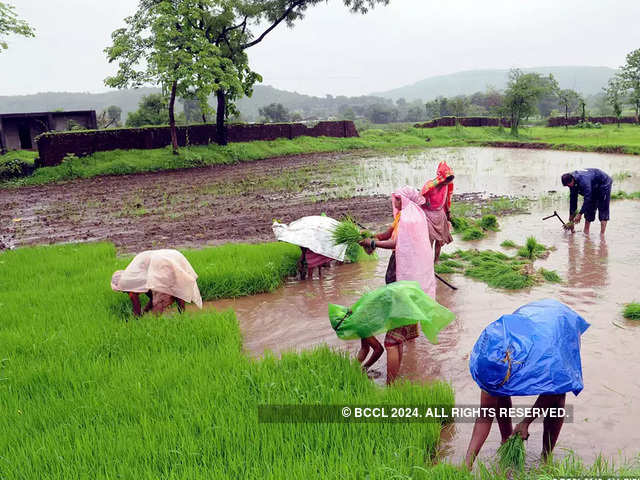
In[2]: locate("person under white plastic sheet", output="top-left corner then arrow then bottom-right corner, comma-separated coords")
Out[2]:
111,249 -> 203,316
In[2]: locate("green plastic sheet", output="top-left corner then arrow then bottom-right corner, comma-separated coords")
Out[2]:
328,281 -> 455,344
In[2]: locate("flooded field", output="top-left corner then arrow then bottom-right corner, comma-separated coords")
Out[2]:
208,147 -> 640,465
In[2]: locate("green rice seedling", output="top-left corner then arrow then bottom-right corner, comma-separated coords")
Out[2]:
623,303 -> 640,320
0,242 -> 456,478
611,190 -> 640,200
497,433 -> 526,471
435,263 -> 456,274
439,252 -> 453,260
540,268 -> 562,283
462,227 -> 486,241
450,216 -> 473,233
500,239 -> 518,249
479,214 -> 500,231
332,216 -> 373,246
518,236 -> 550,260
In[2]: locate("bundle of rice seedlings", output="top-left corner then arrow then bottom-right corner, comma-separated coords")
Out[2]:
518,236 -> 549,260
497,433 -> 526,471
539,268 -> 562,283
479,214 -> 500,231
500,239 -> 518,249
623,303 -> 640,320
331,216 -> 373,246
450,216 -> 472,233
462,227 -> 486,241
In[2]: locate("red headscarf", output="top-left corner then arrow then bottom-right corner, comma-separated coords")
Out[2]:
421,162 -> 454,211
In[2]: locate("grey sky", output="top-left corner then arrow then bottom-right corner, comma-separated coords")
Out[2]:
1,0 -> 638,97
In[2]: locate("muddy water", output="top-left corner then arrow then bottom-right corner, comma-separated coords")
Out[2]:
354,147 -> 640,197
209,195 -> 640,465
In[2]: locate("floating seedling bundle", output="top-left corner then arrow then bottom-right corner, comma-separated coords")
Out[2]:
497,433 -> 526,471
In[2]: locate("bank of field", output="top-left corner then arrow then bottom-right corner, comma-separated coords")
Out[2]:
0,242 -> 457,479
2,124 -> 639,187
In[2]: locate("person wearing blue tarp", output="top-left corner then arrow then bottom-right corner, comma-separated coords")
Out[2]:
464,299 -> 590,469
561,168 -> 613,235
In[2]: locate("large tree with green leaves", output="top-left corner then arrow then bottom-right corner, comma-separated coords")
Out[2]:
106,0 -> 248,153
0,1 -> 34,52
620,48 -> 640,122
502,69 -> 557,136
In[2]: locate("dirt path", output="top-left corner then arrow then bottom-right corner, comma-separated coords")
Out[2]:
1,152 -> 395,252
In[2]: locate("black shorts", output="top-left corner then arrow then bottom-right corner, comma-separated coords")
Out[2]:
584,182 -> 612,222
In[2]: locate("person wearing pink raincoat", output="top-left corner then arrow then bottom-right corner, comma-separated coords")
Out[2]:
359,186 -> 437,384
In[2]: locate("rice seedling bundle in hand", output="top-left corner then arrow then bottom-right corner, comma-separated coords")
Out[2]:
497,433 -> 526,471
332,217 -> 373,247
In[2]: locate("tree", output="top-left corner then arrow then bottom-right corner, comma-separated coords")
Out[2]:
106,0 -> 244,153
126,93 -> 169,127
556,89 -> 581,128
365,103 -> 398,124
259,103 -> 290,122
0,2 -> 34,52
620,48 -> 640,122
502,69 -> 557,136
180,97 -> 207,123
98,105 -> 123,128
192,0 -> 390,144
604,77 -> 625,128
449,96 -> 469,118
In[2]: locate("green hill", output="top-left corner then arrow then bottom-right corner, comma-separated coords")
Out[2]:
373,66 -> 618,101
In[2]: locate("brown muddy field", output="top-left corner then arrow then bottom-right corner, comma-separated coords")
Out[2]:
0,152 -> 392,252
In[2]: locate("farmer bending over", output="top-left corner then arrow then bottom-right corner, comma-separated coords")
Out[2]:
561,168 -> 612,235
465,299 -> 589,469
111,249 -> 203,317
359,186 -> 437,384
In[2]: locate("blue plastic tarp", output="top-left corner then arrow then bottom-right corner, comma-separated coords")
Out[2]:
469,299 -> 590,397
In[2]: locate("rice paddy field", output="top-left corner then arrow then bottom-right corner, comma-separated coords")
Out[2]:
3,131 -> 640,479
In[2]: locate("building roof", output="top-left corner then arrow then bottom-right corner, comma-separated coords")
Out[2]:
0,110 -> 95,119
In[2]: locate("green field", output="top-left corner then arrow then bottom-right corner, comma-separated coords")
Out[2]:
2,124 -> 639,188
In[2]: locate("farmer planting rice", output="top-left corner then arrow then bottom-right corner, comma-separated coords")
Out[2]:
464,299 -> 590,469
421,161 -> 455,262
111,249 -> 203,316
561,168 -> 613,235
273,216 -> 349,279
358,186 -> 437,383
329,281 -> 454,383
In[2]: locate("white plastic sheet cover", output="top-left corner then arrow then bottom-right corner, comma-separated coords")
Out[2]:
272,215 -> 347,262
111,249 -> 203,308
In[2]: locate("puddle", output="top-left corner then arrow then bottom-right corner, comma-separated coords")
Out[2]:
208,194 -> 640,465
354,147 -> 640,198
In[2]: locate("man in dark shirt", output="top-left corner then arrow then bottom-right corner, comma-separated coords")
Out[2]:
561,168 -> 613,235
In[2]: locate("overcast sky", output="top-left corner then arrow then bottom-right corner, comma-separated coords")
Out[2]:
1,0 -> 638,97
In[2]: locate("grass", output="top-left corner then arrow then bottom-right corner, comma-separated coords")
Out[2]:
623,303 -> 640,320
3,123 -> 640,188
439,238 -> 560,289
611,190 -> 640,200
0,241 -> 456,479
496,434 -> 526,471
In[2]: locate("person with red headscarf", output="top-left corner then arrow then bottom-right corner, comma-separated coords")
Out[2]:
359,186 -> 436,384
421,161 -> 455,262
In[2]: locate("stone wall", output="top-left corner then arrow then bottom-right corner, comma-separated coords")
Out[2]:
415,116 -> 511,128
547,116 -> 638,127
36,121 -> 359,167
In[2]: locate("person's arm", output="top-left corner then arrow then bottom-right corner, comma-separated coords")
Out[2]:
376,225 -> 394,241
569,187 -> 578,220
512,394 -> 565,440
445,203 -> 451,221
360,237 -> 396,250
128,292 -> 142,317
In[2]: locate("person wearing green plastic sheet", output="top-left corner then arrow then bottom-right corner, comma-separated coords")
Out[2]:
464,299 -> 590,469
358,186 -> 437,383
329,281 -> 453,386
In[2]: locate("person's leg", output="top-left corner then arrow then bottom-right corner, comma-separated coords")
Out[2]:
496,395 -> 514,442
600,220 -> 608,235
357,339 -> 370,364
434,241 -> 442,263
598,184 -> 611,236
465,391 -> 502,469
542,394 -> 566,460
583,220 -> 591,234
362,337 -> 384,370
385,344 -> 403,384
